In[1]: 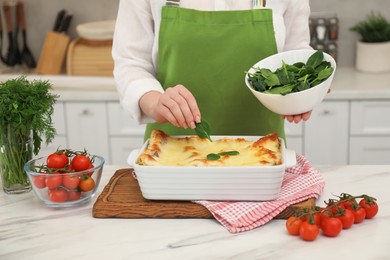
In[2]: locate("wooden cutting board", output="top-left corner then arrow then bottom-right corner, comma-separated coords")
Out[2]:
92,168 -> 316,219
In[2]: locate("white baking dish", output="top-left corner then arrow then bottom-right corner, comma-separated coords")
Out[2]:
127,135 -> 296,201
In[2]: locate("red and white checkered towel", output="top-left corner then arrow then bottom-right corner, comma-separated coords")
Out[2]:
195,154 -> 325,233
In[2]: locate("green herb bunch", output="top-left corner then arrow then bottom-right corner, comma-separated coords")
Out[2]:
0,76 -> 58,155
350,11 -> 390,43
247,50 -> 334,95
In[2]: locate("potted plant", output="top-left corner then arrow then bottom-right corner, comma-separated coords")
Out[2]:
0,76 -> 58,194
350,11 -> 390,73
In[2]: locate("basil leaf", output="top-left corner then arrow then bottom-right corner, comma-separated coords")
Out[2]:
207,153 -> 221,160
195,119 -> 212,142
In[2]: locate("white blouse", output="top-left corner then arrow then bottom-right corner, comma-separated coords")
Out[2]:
112,0 -> 311,124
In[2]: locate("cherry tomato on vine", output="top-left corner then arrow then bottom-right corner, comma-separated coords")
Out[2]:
301,213 -> 322,226
337,209 -> 355,229
78,175 -> 95,192
47,152 -> 69,169
63,175 -> 80,190
71,155 -> 92,172
48,189 -> 68,203
341,199 -> 357,210
320,217 -> 343,237
359,198 -> 379,219
45,175 -> 63,189
33,175 -> 46,189
67,190 -> 81,201
85,163 -> 95,177
286,216 -> 303,236
351,207 -> 366,224
299,222 -> 319,241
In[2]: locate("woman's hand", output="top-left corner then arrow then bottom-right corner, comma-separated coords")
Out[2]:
281,111 -> 312,123
139,84 -> 201,129
281,88 -> 331,123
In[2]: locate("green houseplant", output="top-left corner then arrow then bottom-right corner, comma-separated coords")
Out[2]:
350,12 -> 390,72
0,76 -> 58,194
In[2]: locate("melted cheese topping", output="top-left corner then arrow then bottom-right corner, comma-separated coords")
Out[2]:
136,130 -> 283,167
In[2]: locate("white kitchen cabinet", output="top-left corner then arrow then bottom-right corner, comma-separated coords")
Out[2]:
284,122 -> 303,154
349,101 -> 390,164
349,137 -> 390,164
303,101 -> 349,164
107,102 -> 145,165
110,137 -> 145,165
350,101 -> 390,135
37,102 -> 68,157
64,102 -> 110,162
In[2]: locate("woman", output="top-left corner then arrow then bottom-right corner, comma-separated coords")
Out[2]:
112,0 -> 312,140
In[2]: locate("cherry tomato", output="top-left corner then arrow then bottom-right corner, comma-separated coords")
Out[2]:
85,163 -> 95,177
78,175 -> 95,192
71,155 -> 92,172
320,210 -> 332,224
33,175 -> 46,189
299,222 -> 319,241
67,190 -> 81,201
45,175 -> 63,189
337,209 -> 355,229
47,152 -> 69,169
286,216 -> 303,236
63,175 -> 80,190
341,199 -> 357,210
351,207 -> 366,224
48,189 -> 68,203
359,198 -> 379,219
301,213 -> 322,226
320,217 -> 343,237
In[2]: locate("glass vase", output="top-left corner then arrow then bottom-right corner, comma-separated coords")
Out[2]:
0,125 -> 33,194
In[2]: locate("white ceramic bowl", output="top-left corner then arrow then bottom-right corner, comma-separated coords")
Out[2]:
245,49 -> 336,115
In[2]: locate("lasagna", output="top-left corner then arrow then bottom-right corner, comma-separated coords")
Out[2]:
136,129 -> 283,167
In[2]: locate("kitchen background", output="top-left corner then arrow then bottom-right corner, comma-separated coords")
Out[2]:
0,0 -> 389,71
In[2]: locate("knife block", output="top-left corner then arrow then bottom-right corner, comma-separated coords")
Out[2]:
36,31 -> 70,75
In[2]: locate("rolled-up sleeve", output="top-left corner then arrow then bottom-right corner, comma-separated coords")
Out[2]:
283,0 -> 312,51
112,0 -> 164,124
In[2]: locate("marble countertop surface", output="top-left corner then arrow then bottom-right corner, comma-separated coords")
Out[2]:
0,66 -> 390,101
1,165 -> 389,260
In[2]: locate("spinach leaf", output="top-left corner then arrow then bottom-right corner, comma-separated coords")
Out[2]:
306,50 -> 324,69
195,119 -> 212,142
206,150 -> 240,160
218,151 -> 240,156
207,153 -> 221,160
259,68 -> 280,87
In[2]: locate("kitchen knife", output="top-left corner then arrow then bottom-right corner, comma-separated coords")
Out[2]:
53,9 -> 66,32
58,13 -> 73,34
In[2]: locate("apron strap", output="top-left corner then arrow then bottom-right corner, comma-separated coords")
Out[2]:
166,0 -> 180,7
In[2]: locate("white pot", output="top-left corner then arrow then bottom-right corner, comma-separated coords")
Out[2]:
355,41 -> 390,73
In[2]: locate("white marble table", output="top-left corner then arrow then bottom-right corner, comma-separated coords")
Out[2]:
1,165 -> 389,260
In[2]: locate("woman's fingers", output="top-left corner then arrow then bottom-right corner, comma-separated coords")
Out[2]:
157,85 -> 200,129
281,110 -> 312,123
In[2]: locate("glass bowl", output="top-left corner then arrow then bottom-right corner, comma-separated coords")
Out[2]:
24,154 -> 105,208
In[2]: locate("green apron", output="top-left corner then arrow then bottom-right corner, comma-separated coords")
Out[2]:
145,4 -> 284,140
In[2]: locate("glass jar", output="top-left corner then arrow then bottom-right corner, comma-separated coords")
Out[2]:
327,17 -> 339,41
0,125 -> 33,194
315,18 -> 327,43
